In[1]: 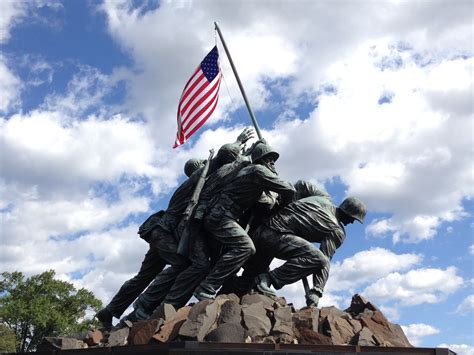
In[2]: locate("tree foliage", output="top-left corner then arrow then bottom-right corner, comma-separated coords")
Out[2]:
0,270 -> 102,352
0,324 -> 16,354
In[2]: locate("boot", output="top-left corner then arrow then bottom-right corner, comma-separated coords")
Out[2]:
255,273 -> 276,296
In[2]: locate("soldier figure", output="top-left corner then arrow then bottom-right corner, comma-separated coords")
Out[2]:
193,143 -> 296,301
252,194 -> 367,306
96,130 -> 254,327
95,161 -> 204,329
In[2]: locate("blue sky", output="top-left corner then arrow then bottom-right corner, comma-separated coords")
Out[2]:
0,0 -> 472,350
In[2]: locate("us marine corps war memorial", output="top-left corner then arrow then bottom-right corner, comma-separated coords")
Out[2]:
30,23 -> 454,355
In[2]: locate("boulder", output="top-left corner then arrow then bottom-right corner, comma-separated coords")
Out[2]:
150,303 -> 177,321
292,307 -> 319,332
153,306 -> 191,343
346,294 -> 379,317
38,337 -> 87,350
179,299 -> 219,341
272,306 -> 294,337
242,302 -> 272,338
324,315 -> 355,345
215,293 -> 240,304
297,328 -> 332,345
360,310 -> 412,347
107,327 -> 130,347
205,323 -> 246,342
352,327 -> 378,346
241,293 -> 275,310
84,329 -> 103,346
217,300 -> 242,325
129,319 -> 160,345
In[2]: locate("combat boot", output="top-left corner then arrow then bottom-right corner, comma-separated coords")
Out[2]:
193,286 -> 215,301
255,273 -> 276,296
95,308 -> 113,330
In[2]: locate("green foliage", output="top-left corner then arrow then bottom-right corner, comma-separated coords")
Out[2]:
0,324 -> 16,354
0,270 -> 102,352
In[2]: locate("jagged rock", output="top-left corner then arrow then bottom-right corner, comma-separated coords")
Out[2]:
215,293 -> 240,303
217,300 -> 242,325
272,306 -> 294,337
325,315 -> 356,345
320,306 -> 345,320
292,307 -> 319,332
274,296 -> 287,307
150,303 -> 177,321
278,333 -> 297,344
205,323 -> 246,342
84,329 -> 103,346
153,306 -> 191,343
241,293 -> 275,310
179,299 -> 219,341
242,302 -> 272,338
360,310 -> 412,347
107,327 -> 129,346
129,319 -> 160,345
346,294 -> 379,316
297,328 -> 332,345
39,337 -> 87,350
353,327 -> 378,346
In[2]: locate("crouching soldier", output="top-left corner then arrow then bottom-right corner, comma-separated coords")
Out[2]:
253,195 -> 367,306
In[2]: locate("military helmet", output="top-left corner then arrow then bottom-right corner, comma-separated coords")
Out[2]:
251,142 -> 280,163
214,143 -> 241,166
184,158 -> 206,177
339,197 -> 367,223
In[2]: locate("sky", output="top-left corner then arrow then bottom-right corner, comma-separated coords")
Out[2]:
0,0 -> 472,350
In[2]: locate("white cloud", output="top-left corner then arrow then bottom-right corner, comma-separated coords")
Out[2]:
0,1 -> 27,43
326,247 -> 422,292
438,344 -> 474,355
363,267 -> 463,305
402,323 -> 439,347
0,55 -> 21,112
456,295 -> 474,314
469,245 -> 474,255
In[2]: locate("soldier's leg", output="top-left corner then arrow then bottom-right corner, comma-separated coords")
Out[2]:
194,215 -> 256,298
100,246 -> 166,320
161,232 -> 211,308
131,227 -> 189,318
265,233 -> 329,289
219,226 -> 274,296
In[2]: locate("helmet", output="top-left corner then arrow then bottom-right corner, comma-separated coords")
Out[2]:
339,197 -> 367,223
184,158 -> 205,177
294,180 -> 331,200
214,143 -> 241,167
251,142 -> 279,163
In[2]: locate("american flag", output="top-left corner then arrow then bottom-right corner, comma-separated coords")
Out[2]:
174,46 -> 222,148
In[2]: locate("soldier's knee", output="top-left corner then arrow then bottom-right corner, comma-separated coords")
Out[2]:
245,240 -> 256,257
310,253 -> 329,269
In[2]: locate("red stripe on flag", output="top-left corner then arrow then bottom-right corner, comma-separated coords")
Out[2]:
181,77 -> 221,129
184,96 -> 220,140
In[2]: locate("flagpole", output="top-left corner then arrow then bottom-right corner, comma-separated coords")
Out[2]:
214,21 -> 263,140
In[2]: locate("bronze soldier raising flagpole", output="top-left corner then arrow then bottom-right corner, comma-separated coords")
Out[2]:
214,21 -> 315,303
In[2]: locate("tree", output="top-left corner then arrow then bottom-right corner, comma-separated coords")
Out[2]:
0,324 -> 16,354
0,270 -> 102,352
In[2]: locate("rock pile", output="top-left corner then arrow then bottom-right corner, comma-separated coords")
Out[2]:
39,294 -> 412,350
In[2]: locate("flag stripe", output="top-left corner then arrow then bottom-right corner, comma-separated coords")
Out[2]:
184,95 -> 220,140
183,81 -> 221,134
179,71 -> 206,113
181,75 -> 220,129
